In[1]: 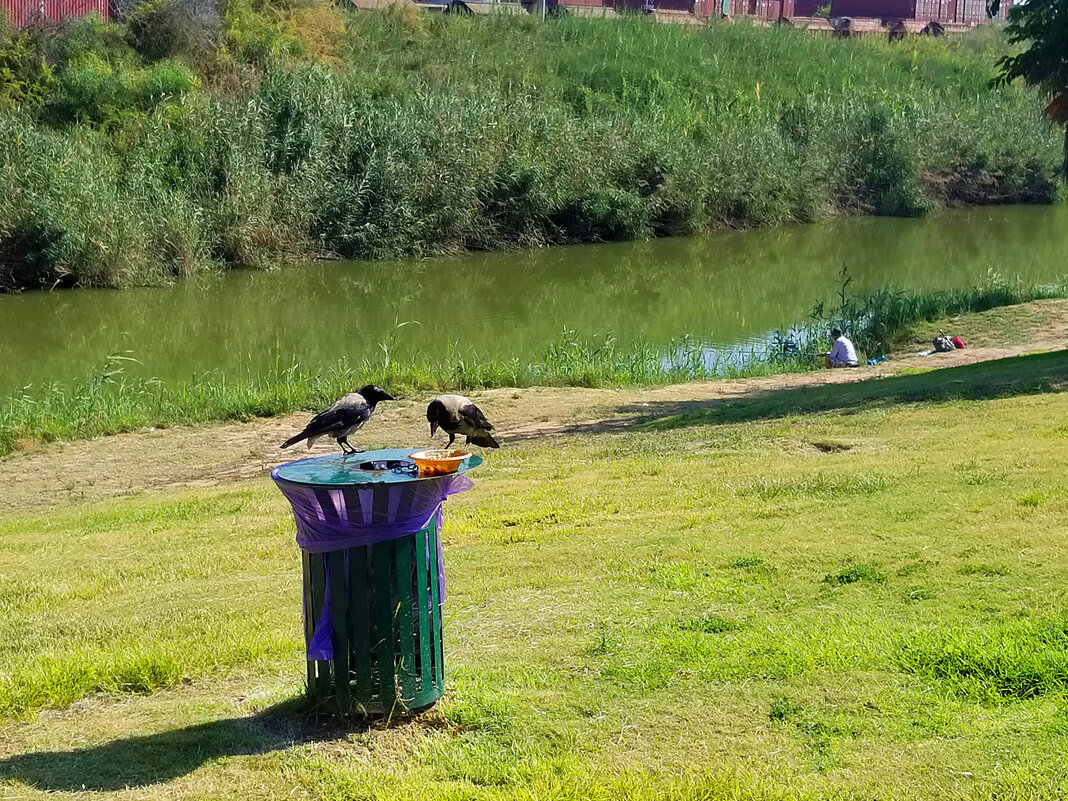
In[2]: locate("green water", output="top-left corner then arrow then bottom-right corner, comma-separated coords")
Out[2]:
1,204 -> 1066,396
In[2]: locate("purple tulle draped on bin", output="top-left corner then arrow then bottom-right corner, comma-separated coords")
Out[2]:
274,472 -> 473,661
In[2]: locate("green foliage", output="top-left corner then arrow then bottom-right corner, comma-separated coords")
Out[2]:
43,14 -> 128,71
40,55 -> 197,127
0,30 -> 53,108
126,0 -> 217,62
0,15 -> 1062,288
994,0 -> 1068,95
222,0 -> 308,67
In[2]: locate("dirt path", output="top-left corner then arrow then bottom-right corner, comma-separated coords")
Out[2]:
3,304 -> 1065,516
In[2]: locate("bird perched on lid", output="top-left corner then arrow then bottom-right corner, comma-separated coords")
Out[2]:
281,385 -> 395,455
426,394 -> 499,449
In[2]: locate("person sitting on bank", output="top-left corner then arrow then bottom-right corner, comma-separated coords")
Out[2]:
825,328 -> 858,368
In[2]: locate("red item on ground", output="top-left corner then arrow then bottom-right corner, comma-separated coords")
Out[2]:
950,336 -> 966,349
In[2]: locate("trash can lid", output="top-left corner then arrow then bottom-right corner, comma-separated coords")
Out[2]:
272,448 -> 483,487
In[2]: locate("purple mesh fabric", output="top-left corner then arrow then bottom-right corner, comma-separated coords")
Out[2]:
274,473 -> 473,661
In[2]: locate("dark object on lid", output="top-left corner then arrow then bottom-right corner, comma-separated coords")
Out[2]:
358,459 -> 418,474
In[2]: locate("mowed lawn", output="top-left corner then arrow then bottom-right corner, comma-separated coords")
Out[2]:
1,363 -> 1067,800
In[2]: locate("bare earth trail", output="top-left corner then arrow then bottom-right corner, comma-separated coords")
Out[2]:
3,300 -> 1066,516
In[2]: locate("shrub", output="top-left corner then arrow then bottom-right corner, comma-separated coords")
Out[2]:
0,30 -> 53,108
125,0 -> 218,63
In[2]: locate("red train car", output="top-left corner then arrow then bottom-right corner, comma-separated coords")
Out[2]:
728,0 -> 1011,23
1,0 -> 108,28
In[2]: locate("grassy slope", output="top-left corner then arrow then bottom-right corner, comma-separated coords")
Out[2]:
0,11 -> 1062,288
2,355 -> 1068,799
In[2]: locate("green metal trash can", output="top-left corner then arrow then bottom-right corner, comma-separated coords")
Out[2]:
272,448 -> 481,716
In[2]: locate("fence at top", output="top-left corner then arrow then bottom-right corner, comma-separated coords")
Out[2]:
1,0 -> 108,27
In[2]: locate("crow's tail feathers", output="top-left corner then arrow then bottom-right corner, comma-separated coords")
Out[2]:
281,432 -> 306,449
468,432 -> 500,449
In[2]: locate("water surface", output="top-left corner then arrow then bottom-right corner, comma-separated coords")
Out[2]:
1,204 -> 1066,395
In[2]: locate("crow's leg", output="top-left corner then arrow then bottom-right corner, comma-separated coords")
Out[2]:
339,437 -> 356,455
447,432 -> 456,449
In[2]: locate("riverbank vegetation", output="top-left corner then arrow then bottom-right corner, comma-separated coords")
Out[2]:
1,278 -> 1065,456
2,361 -> 1067,798
0,5 -> 1062,289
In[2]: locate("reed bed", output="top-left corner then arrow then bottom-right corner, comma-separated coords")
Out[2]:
0,10 -> 1062,289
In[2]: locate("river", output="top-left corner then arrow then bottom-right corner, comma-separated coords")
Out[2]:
1,204 -> 1066,396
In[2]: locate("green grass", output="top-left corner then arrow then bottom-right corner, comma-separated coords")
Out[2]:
643,348 -> 1068,430
804,271 -> 1068,355
0,330 -> 814,458
2,359 -> 1068,798
0,9 -> 1062,289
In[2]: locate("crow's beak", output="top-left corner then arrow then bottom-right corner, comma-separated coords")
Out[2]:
383,392 -> 396,401
430,421 -> 439,437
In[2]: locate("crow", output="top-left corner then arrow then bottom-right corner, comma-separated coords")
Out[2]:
426,394 -> 500,449
281,385 -> 396,455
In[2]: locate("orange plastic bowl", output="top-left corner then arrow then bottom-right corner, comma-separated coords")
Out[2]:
409,449 -> 471,476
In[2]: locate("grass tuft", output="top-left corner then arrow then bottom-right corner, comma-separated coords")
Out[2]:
898,618 -> 1068,701
823,564 -> 888,585
680,615 -> 742,635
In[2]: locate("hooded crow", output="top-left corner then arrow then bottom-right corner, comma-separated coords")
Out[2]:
281,385 -> 396,455
427,394 -> 499,449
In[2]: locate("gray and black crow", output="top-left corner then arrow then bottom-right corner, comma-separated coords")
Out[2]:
281,385 -> 395,455
426,394 -> 499,449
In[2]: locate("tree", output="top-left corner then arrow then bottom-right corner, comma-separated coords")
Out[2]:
990,0 -> 1068,180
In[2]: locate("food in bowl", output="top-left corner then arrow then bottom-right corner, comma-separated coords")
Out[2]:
409,449 -> 471,476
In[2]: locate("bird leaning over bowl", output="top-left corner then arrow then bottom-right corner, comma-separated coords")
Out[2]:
281,385 -> 396,455
426,394 -> 499,449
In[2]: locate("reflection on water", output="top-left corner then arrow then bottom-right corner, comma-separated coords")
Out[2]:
1,204 -> 1066,394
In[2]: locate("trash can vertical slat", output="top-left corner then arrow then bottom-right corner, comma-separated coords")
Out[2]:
309,552 -> 332,700
429,526 -> 444,691
302,552 -> 315,692
372,543 -> 396,707
349,547 -> 371,703
395,535 -> 417,701
415,526 -> 433,694
327,551 -> 351,712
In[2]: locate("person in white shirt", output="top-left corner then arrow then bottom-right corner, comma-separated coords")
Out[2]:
824,328 -> 858,368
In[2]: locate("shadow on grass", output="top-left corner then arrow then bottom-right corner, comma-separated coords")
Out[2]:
630,351 -> 1068,431
0,697 -> 394,792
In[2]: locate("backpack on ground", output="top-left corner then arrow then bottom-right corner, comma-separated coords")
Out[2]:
932,333 -> 956,353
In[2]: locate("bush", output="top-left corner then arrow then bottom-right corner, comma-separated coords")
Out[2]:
126,0 -> 218,63
0,30 -> 53,108
40,55 -> 195,127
